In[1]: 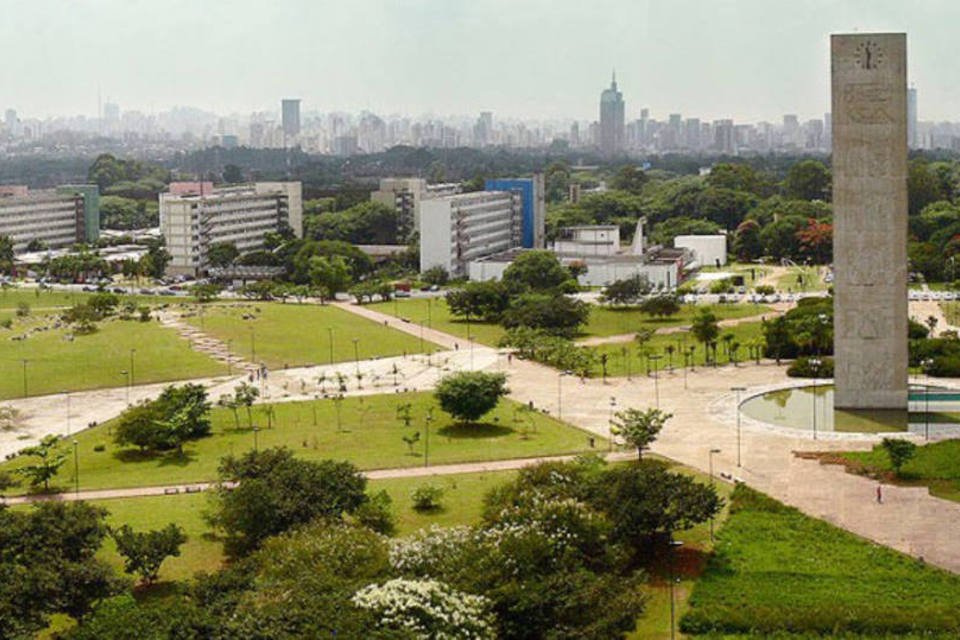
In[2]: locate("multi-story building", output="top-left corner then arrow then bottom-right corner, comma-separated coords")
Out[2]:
599,72 -> 625,155
419,190 -> 522,277
0,185 -> 99,252
370,178 -> 462,239
484,175 -> 545,249
281,99 -> 301,139
160,182 -> 302,276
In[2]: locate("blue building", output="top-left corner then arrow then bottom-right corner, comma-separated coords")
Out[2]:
484,174 -> 544,249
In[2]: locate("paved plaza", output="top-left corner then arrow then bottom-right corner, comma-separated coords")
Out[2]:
3,301 -> 960,573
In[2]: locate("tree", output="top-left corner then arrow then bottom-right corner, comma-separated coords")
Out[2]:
308,254 -> 352,302
639,293 -> 681,319
16,435 -> 67,491
796,218 -> 833,264
445,280 -> 510,322
500,292 -> 590,337
421,265 -> 449,286
881,438 -> 917,476
206,242 -> 239,269
589,462 -> 723,550
112,523 -> 187,584
502,250 -> 572,292
611,408 -> 672,460
784,159 -> 831,201
191,282 -> 223,303
113,384 -> 212,453
0,234 -> 13,273
691,309 -> 720,363
600,274 -> 652,306
211,448 -> 368,555
140,239 -> 171,279
0,501 -> 120,637
733,219 -> 763,261
434,371 -> 509,424
609,165 -> 649,194
908,159 -> 946,216
233,382 -> 259,427
222,164 -> 244,184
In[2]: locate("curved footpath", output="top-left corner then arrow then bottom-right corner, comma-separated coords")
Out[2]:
2,300 -> 960,574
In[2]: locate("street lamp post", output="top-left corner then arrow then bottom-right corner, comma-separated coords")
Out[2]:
65,391 -> 71,437
120,370 -> 130,406
253,426 -> 259,452
21,359 -> 28,398
419,320 -> 425,352
731,386 -> 746,467
649,354 -> 663,409
669,538 -> 684,640
130,348 -> 136,387
424,408 -> 433,468
809,358 -> 822,440
73,439 -> 79,497
226,339 -> 233,375
921,358 -> 934,440
557,371 -> 570,420
708,448 -> 721,540
469,336 -> 475,370
608,397 -> 616,452
250,327 -> 257,363
352,338 -> 361,376
427,297 -> 433,328
327,327 -> 334,364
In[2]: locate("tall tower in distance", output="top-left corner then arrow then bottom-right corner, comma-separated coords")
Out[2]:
599,71 -> 625,156
281,99 -> 301,139
907,86 -> 918,148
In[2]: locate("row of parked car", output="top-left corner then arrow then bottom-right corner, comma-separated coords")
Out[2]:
909,290 -> 958,301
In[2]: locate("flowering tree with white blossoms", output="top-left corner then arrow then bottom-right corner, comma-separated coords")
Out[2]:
352,577 -> 495,640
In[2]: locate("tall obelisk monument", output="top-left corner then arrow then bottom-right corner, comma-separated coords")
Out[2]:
831,33 -> 908,410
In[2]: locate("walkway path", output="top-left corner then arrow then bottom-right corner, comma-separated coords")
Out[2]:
575,306 -> 788,347
2,451 -> 636,506
158,310 -> 254,373
336,302 -> 960,574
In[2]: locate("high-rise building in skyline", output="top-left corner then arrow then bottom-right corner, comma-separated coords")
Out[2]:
599,71 -> 624,155
281,98 -> 301,139
908,87 -> 918,148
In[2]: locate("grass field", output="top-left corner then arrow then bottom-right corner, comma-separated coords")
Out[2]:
0,286 -> 172,310
588,320 -> 767,377
367,297 -> 771,347
181,302 -> 437,368
2,392 -> 602,493
833,439 -> 960,503
681,484 -> 960,638
776,266 -> 828,292
0,315 -> 224,400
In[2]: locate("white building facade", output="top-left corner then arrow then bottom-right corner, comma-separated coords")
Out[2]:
160,182 -> 303,276
419,191 -> 522,277
673,234 -> 727,268
0,186 -> 100,252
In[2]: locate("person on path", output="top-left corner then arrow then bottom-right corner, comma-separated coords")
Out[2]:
876,484 -> 883,504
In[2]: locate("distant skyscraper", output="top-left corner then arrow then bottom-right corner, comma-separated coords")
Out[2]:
598,71 -> 625,155
907,87 -> 918,148
475,111 -> 493,146
281,99 -> 301,138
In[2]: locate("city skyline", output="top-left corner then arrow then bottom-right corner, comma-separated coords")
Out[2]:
2,0 -> 959,122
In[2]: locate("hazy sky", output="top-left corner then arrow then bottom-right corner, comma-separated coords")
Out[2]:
3,0 -> 958,123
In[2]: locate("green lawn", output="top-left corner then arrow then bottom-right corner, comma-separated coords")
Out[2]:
367,297 -> 770,347
3,392 -> 602,493
0,287 -> 96,310
681,484 -> 960,638
0,315 -> 224,400
588,321 -> 767,378
182,302 -> 437,369
834,439 -> 960,503
776,266 -> 828,292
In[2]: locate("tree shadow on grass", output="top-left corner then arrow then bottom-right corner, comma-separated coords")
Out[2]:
436,423 -> 515,439
112,448 -> 198,468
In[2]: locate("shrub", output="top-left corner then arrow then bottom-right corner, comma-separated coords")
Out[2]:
411,484 -> 444,512
786,355 -> 835,378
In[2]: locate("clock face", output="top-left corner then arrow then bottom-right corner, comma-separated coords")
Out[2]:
854,40 -> 884,70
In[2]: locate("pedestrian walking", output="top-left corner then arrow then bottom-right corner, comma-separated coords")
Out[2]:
876,484 -> 883,504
